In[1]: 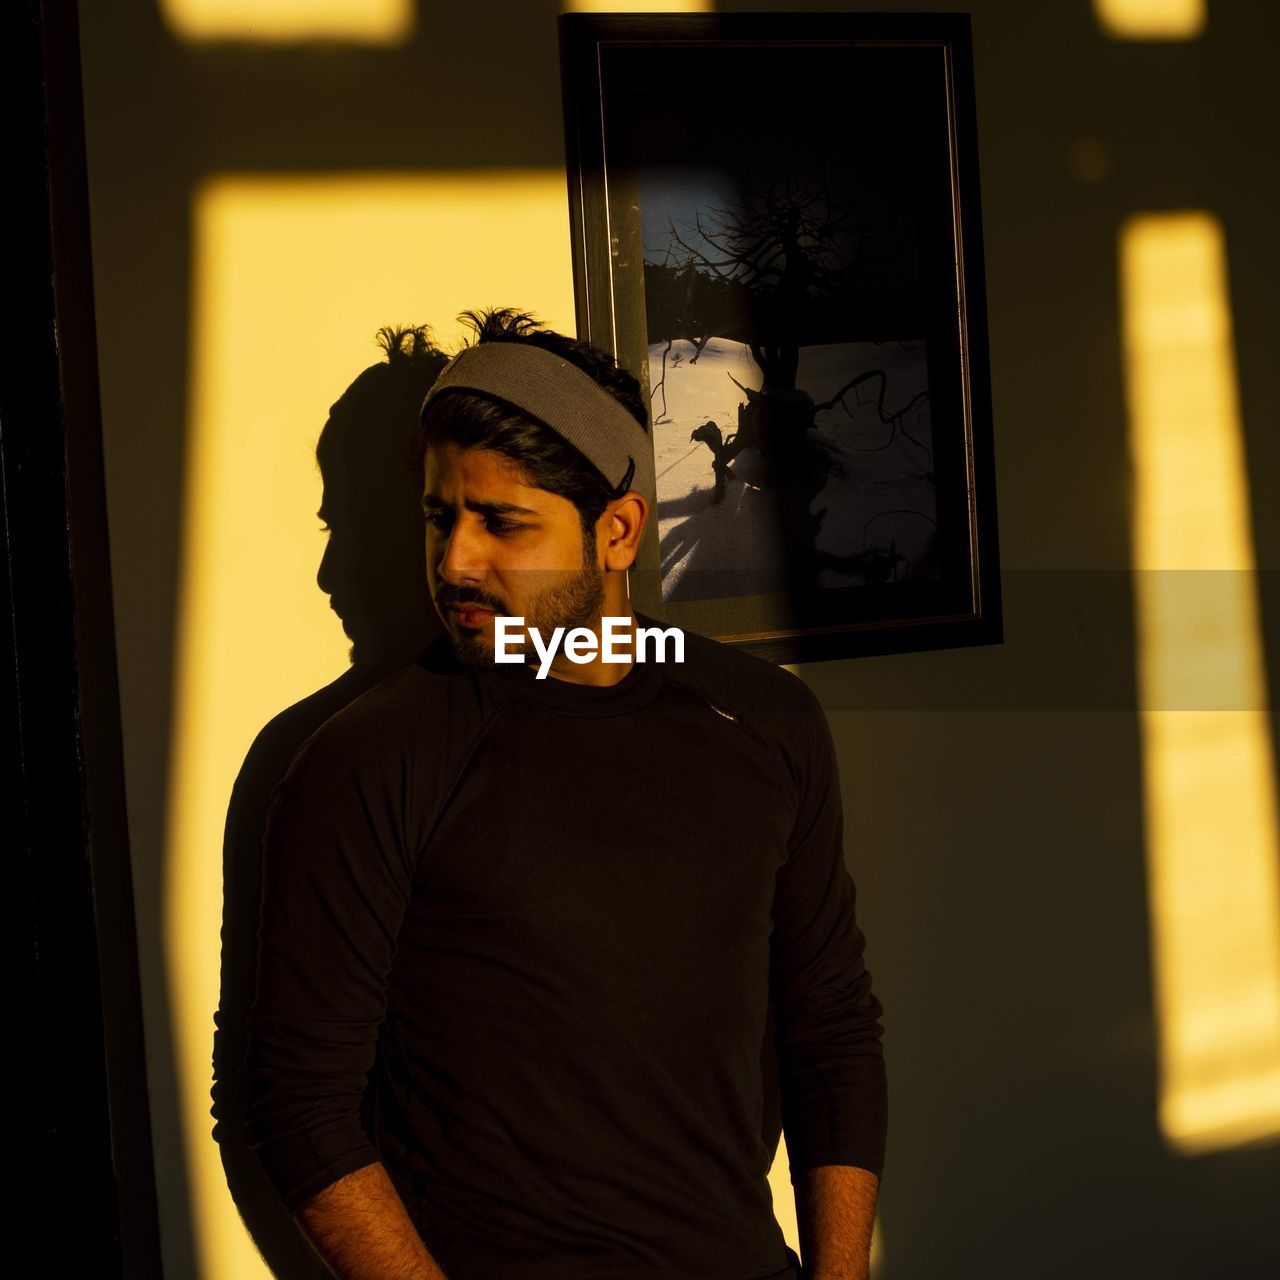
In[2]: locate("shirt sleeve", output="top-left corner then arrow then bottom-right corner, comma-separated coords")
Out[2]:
243,720 -> 417,1213
769,683 -> 888,1182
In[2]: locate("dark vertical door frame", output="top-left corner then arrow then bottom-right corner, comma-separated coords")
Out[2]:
2,0 -> 162,1274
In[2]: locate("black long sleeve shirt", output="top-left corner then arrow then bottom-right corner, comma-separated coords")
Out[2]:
244,614 -> 886,1278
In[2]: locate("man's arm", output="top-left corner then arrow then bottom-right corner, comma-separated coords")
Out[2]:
243,719 -> 432,1259
794,1164 -> 879,1280
769,682 -> 888,1280
293,1162 -> 448,1280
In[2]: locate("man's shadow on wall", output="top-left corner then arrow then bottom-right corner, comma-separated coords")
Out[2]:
209,325 -> 449,1279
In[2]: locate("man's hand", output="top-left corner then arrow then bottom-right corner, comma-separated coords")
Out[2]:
293,1162 -> 449,1280
794,1164 -> 879,1280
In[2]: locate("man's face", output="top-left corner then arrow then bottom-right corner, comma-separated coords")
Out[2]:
423,441 -> 604,666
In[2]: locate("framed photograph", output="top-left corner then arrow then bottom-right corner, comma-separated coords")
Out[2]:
559,11 -> 1002,664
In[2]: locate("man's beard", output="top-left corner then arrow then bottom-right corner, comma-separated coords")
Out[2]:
438,535 -> 606,670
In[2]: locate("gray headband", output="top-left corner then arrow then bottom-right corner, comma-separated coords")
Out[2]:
420,343 -> 651,493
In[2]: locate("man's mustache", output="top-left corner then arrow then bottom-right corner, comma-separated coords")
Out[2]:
436,584 -> 508,613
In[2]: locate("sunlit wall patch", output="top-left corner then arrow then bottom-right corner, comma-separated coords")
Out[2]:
169,171 -> 575,1280
561,0 -> 714,14
1120,209 -> 1280,1153
1094,0 -> 1206,40
160,0 -> 413,44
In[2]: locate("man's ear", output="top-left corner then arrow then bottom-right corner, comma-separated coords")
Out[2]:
603,491 -> 648,572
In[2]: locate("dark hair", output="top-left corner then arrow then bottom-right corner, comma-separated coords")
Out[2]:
414,307 -> 649,540
375,322 -> 441,365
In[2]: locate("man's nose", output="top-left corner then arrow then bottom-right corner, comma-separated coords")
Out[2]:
316,536 -> 333,595
435,518 -> 487,585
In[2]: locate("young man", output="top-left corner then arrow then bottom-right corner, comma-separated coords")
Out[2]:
244,309 -> 887,1280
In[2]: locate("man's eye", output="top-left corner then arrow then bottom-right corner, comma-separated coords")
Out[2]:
422,510 -> 522,535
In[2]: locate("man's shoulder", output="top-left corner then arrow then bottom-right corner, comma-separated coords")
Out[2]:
641,611 -> 825,739
285,635 -> 501,783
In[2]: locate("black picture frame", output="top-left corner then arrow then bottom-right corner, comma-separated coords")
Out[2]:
559,11 -> 1002,665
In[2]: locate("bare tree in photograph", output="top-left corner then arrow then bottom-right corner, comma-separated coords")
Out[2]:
644,171 -> 932,587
